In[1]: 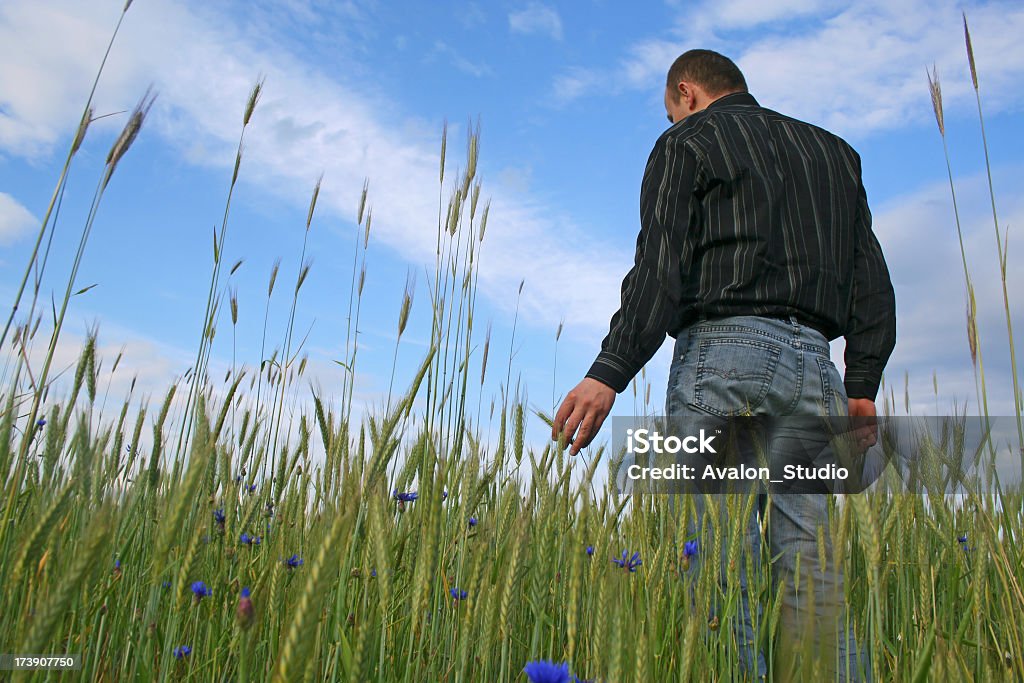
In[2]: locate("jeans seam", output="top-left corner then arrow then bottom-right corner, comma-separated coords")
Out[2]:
817,356 -> 838,417
786,350 -> 804,415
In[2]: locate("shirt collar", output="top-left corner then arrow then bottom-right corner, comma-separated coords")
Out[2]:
705,91 -> 760,110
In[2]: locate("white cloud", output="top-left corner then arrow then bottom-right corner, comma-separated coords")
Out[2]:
495,163 -> 532,194
550,67 -> 600,106
508,2 -> 563,41
700,0 -> 839,29
458,2 -> 487,30
0,2 -> 139,158
0,192 -> 36,245
430,40 -> 492,78
551,0 -> 1024,139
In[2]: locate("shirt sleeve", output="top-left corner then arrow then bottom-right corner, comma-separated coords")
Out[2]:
585,133 -> 698,393
843,164 -> 897,400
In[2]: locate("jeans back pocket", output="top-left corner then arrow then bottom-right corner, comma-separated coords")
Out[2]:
691,338 -> 781,416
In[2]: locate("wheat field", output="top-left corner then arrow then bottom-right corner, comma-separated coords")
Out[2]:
1,5 -> 1022,681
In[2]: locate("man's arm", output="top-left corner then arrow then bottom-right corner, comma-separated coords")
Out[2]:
843,163 -> 896,401
552,134 -> 698,454
585,134 -> 698,393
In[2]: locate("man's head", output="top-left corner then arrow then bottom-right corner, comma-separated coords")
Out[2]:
664,49 -> 747,124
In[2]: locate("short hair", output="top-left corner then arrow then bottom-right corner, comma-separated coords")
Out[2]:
666,49 -> 747,99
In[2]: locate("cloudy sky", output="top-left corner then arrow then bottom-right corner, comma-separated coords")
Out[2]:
2,0 -> 1023,459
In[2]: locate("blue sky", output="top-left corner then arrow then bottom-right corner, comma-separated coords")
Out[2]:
2,0 -> 1024,457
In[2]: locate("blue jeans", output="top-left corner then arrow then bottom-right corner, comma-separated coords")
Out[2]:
666,315 -> 870,682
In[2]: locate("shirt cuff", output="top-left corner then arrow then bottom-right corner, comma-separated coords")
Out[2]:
585,352 -> 638,394
843,369 -> 882,401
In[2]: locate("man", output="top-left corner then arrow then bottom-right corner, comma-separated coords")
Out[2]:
551,49 -> 895,680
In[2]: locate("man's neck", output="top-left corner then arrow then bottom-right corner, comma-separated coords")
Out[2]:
706,91 -> 758,109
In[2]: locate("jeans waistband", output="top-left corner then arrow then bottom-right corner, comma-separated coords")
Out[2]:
689,314 -> 831,355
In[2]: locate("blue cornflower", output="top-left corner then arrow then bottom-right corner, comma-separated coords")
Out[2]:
286,554 -> 303,569
214,508 -> 226,526
680,539 -> 699,571
248,484 -> 257,494
450,587 -> 468,601
393,490 -> 418,503
235,475 -> 242,483
240,533 -> 261,546
442,489 -> 449,500
190,581 -> 212,601
957,534 -> 968,544
161,580 -> 172,589
36,417 -> 46,430
612,549 -> 642,572
237,586 -> 254,628
173,645 -> 191,660
468,517 -> 478,527
370,568 -> 377,578
523,660 -> 570,683
585,545 -> 594,557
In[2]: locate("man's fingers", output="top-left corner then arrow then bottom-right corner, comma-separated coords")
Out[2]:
854,419 -> 877,448
579,411 -> 610,454
552,395 -> 575,440
561,407 -> 586,450
571,403 -> 613,456
853,426 -> 876,450
570,415 -> 596,456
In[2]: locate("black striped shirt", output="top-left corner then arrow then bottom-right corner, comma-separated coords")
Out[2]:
586,91 -> 896,401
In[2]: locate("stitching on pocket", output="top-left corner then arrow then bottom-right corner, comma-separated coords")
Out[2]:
816,356 -> 844,417
817,356 -> 832,416
691,338 -> 781,416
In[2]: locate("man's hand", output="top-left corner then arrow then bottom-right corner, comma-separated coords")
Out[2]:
552,378 -> 616,456
848,398 -> 877,451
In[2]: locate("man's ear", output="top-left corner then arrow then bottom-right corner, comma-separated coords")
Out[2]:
677,81 -> 696,110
